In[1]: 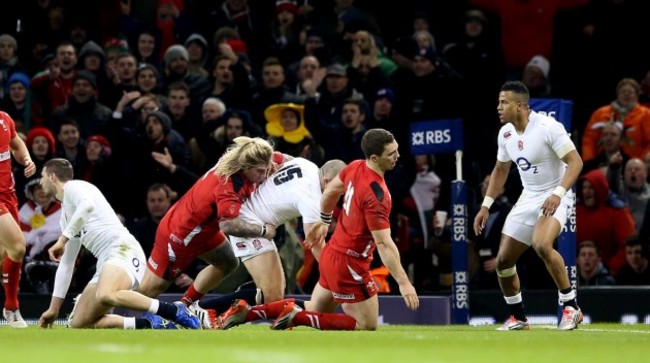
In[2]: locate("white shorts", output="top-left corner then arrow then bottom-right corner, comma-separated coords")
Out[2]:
90,236 -> 146,289
229,235 -> 278,262
502,189 -> 575,246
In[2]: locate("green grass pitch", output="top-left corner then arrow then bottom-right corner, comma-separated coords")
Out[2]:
2,323 -> 649,363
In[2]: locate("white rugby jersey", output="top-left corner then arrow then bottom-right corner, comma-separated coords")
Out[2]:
60,180 -> 132,258
497,111 -> 576,192
238,158 -> 321,225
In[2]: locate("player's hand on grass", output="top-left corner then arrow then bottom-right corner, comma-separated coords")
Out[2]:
39,308 -> 59,328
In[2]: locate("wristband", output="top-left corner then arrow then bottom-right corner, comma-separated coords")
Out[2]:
320,211 -> 333,225
261,224 -> 267,237
552,186 -> 567,198
481,196 -> 494,209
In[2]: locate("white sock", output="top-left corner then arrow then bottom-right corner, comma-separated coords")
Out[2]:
504,292 -> 523,305
148,299 -> 160,314
123,317 -> 136,329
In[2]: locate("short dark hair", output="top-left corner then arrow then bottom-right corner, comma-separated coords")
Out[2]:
501,81 -> 530,104
361,128 -> 394,158
44,158 -> 74,181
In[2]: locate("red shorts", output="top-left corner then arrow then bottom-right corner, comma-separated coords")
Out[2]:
318,244 -> 378,303
0,193 -> 19,222
146,226 -> 227,280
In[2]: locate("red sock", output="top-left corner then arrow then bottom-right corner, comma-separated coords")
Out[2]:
246,298 -> 294,321
293,311 -> 357,330
2,256 -> 22,310
180,284 -> 204,306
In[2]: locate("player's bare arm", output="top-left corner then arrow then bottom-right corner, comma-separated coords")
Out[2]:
306,174 -> 345,246
473,160 -> 511,235
220,218 -> 277,239
9,135 -> 36,177
372,228 -> 419,310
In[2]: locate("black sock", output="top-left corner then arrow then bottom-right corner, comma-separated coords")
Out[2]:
156,302 -> 178,321
199,289 -> 259,313
510,302 -> 527,322
295,299 -> 306,309
135,318 -> 152,329
559,288 -> 578,309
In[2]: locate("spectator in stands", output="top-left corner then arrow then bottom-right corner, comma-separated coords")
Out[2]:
161,81 -> 198,143
30,41 -> 78,126
135,63 -> 164,97
576,240 -> 616,286
304,63 -> 360,136
77,41 -> 109,98
184,33 -> 210,78
1,72 -> 31,132
132,29 -> 162,71
14,127 -> 56,205
607,158 -> 650,233
162,44 -> 211,106
346,32 -> 392,101
47,70 -> 112,139
582,78 -> 650,162
287,55 -> 324,98
100,53 -> 139,109
576,169 -> 635,276
397,154 -> 442,291
582,122 -> 630,176
270,0 -> 304,66
469,0 -> 590,80
264,103 -> 323,164
250,56 -> 302,131
54,119 -> 87,179
306,97 -> 367,163
0,34 -> 24,103
18,178 -> 62,294
208,44 -> 252,111
521,55 -> 552,98
78,134 -> 118,206
188,97 -> 227,172
615,235 -> 650,285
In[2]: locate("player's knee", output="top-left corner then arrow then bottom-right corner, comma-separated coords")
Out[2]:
495,256 -> 514,272
6,242 -> 26,260
222,253 -> 239,274
496,265 -> 517,278
532,242 -> 552,261
95,290 -> 118,307
261,285 -> 284,303
357,320 -> 376,331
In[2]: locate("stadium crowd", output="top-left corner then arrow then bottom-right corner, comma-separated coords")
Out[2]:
1,0 -> 649,305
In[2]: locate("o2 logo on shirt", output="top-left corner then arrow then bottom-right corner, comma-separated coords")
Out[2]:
516,157 -> 538,173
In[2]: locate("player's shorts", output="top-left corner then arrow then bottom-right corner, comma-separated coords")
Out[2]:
318,244 -> 378,303
147,227 -> 227,280
91,235 -> 146,289
502,188 -> 575,246
0,192 -> 19,222
229,235 -> 277,262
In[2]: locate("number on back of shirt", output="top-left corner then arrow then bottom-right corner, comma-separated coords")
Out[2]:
342,181 -> 354,215
273,166 -> 303,185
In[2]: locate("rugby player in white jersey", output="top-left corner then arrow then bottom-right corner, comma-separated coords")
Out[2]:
190,158 -> 346,327
37,158 -> 200,329
473,81 -> 584,331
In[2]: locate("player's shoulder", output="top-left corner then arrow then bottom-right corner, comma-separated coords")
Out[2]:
530,111 -> 564,129
497,123 -> 515,142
